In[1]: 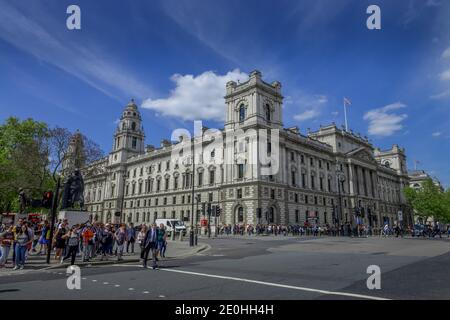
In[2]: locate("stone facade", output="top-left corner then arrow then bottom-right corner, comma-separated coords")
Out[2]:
81,70 -> 412,228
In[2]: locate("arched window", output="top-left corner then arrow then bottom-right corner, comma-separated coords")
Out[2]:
265,104 -> 271,121
122,122 -> 126,130
237,207 -> 244,223
239,105 -> 246,122
131,122 -> 136,130
384,161 -> 391,168
136,212 -> 140,222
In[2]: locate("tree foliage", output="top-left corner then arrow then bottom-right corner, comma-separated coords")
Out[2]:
0,117 -> 104,213
404,179 -> 450,223
48,127 -> 104,182
0,117 -> 53,212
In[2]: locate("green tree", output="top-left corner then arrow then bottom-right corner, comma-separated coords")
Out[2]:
404,179 -> 450,223
0,117 -> 104,213
0,117 -> 54,212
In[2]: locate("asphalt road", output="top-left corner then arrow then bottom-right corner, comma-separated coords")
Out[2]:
0,236 -> 448,300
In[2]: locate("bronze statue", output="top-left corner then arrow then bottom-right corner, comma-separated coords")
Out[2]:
18,188 -> 27,214
61,169 -> 85,210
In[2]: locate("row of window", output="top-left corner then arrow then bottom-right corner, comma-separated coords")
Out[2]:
289,151 -> 334,171
124,192 -> 216,209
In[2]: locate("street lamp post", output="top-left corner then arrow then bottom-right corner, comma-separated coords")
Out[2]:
190,141 -> 196,247
335,162 -> 346,236
119,173 -> 126,224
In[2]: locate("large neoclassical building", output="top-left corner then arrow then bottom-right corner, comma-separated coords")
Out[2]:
80,70 -> 412,228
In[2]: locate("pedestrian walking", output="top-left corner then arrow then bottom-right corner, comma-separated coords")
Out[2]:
115,224 -> 128,261
37,221 -> 50,255
157,223 -> 167,258
126,223 -> 136,254
14,225 -> 32,270
100,224 -> 113,260
142,223 -> 158,269
53,222 -> 67,261
62,225 -> 81,265
0,226 -> 14,267
81,224 -> 95,262
138,225 -> 147,258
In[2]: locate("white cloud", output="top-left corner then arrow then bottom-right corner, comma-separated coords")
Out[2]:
141,70 -> 248,121
290,93 -> 327,122
442,47 -> 450,59
363,102 -> 408,137
0,1 -> 151,101
432,131 -> 442,137
294,109 -> 320,122
440,69 -> 450,81
430,89 -> 450,99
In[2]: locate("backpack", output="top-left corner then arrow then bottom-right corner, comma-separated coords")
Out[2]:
68,233 -> 80,246
101,231 -> 112,244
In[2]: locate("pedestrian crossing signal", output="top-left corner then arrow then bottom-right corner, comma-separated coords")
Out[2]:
42,191 -> 53,209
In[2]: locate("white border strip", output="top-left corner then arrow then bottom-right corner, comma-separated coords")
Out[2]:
161,268 -> 390,300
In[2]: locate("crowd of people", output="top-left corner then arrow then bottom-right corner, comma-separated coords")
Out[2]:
217,221 -> 450,239
0,218 -> 169,270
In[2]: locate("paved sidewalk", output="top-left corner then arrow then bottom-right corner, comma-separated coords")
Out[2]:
0,240 -> 209,272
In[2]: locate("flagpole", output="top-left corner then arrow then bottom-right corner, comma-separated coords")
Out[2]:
343,98 -> 349,131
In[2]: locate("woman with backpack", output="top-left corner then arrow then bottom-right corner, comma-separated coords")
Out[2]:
53,222 -> 67,261
62,225 -> 81,265
14,225 -> 32,270
100,224 -> 113,261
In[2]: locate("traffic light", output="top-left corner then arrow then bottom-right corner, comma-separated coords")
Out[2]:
201,202 -> 206,215
207,203 -> 212,215
42,191 -> 53,209
215,207 -> 221,216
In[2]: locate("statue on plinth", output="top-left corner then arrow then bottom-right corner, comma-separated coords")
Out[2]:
61,169 -> 85,210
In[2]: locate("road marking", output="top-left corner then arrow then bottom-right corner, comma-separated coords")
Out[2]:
128,288 -> 134,291
143,291 -> 149,294
103,282 -> 109,285
114,284 -> 120,287
92,279 -> 97,282
161,269 -> 390,301
158,295 -> 165,298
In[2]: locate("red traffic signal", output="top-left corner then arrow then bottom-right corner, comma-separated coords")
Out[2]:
42,191 -> 53,209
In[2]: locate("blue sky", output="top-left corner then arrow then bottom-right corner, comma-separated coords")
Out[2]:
0,0 -> 449,187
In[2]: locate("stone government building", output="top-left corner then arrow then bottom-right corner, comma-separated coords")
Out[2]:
78,70 -> 412,228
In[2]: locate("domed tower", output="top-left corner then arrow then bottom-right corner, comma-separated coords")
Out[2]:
62,129 -> 85,177
110,99 -> 145,165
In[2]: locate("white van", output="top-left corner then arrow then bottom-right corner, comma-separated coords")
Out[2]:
155,219 -> 187,235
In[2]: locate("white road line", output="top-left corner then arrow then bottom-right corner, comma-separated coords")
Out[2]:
143,291 -> 149,294
161,269 -> 390,301
128,288 -> 134,291
114,284 -> 120,287
103,282 -> 109,285
92,279 -> 97,282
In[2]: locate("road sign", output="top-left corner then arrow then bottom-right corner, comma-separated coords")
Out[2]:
397,211 -> 403,222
